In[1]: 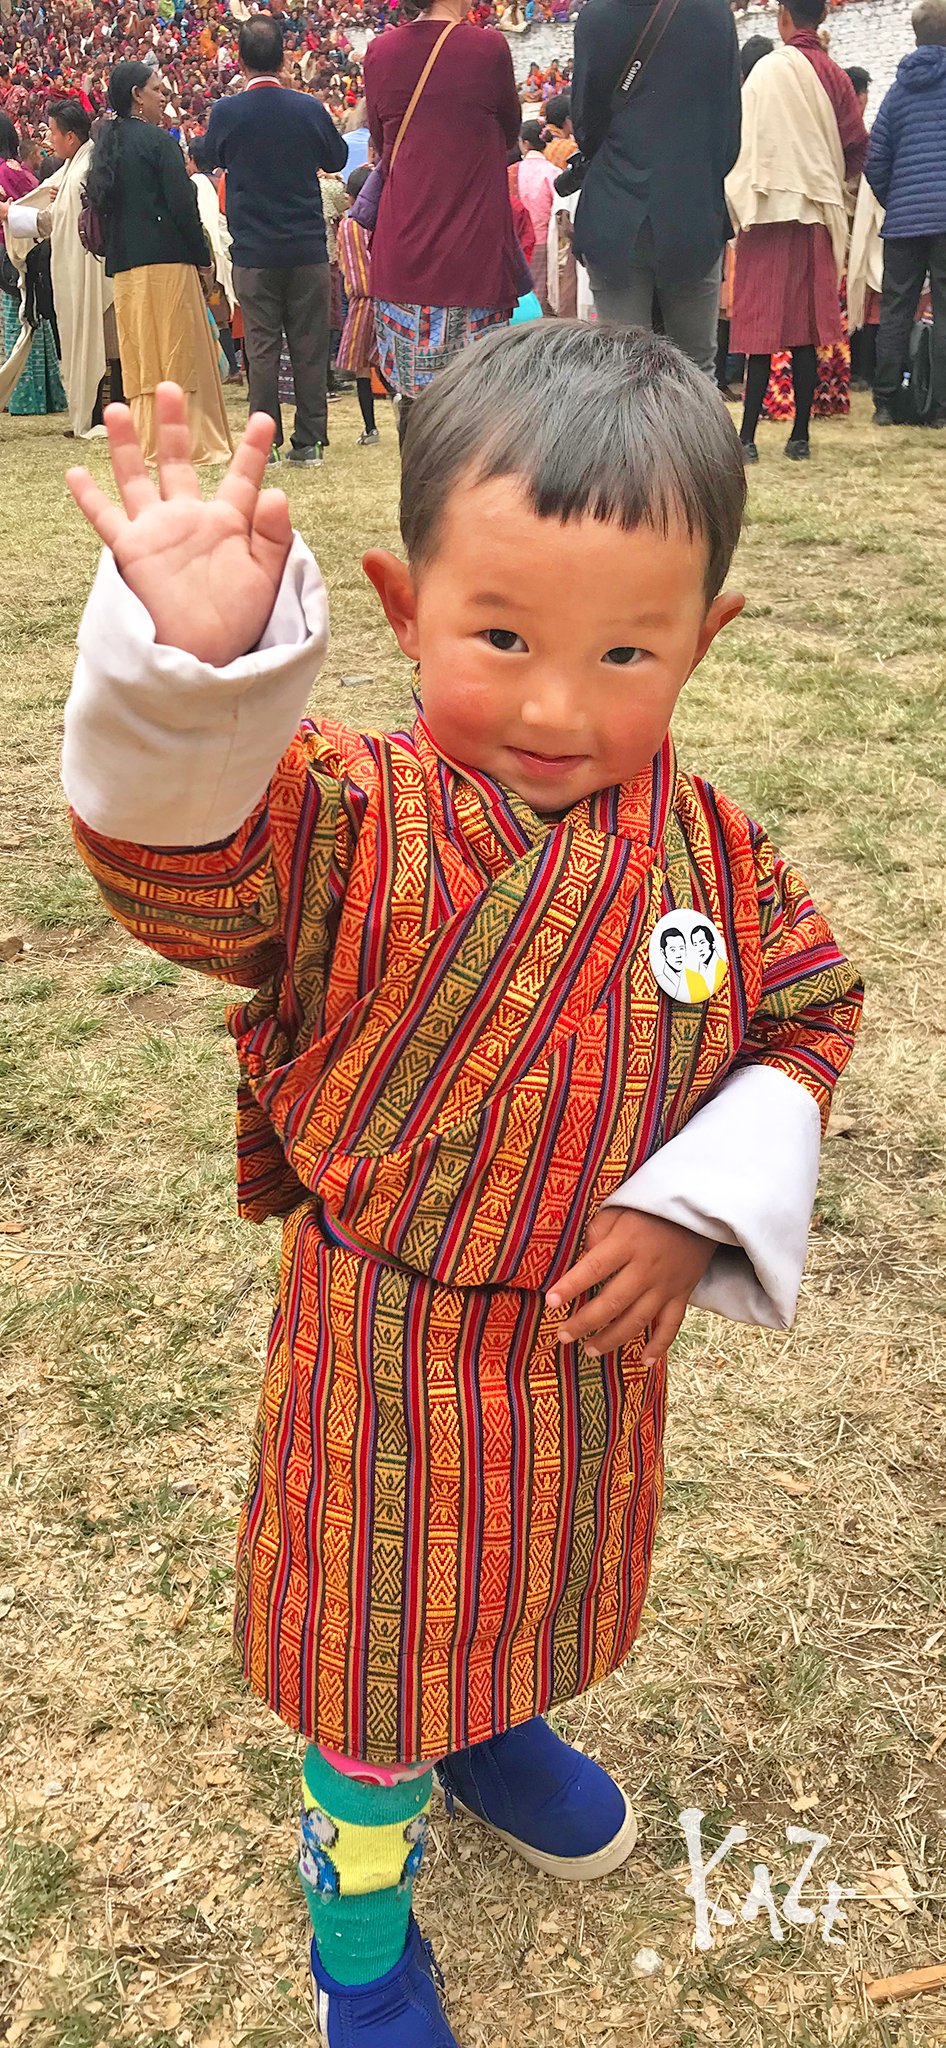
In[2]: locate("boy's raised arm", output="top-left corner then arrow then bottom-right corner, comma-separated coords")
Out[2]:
63,385 -> 329,847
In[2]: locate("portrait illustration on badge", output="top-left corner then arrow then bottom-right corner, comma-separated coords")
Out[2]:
649,908 -> 729,1005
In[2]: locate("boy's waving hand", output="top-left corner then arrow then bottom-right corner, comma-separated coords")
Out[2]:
66,383 -> 292,668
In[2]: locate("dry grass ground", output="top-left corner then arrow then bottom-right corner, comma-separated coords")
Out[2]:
0,384 -> 945,2048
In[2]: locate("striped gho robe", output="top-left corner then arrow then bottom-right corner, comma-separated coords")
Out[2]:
73,721 -> 862,1763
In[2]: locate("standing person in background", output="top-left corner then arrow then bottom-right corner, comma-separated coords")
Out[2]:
1,108 -> 69,418
335,160 -> 386,444
726,0 -> 868,461
866,0 -> 946,428
203,14 -> 348,467
84,62 -> 231,465
364,0 -> 522,444
186,137 -> 240,382
571,0 -> 742,379
517,119 -> 557,311
541,91 -> 575,167
845,64 -> 871,116
1,98 -> 116,433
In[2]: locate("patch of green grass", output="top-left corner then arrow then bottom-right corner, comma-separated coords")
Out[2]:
0,1830 -> 76,1947
0,970 -> 59,1004
95,956 -> 182,997
15,866 -> 108,929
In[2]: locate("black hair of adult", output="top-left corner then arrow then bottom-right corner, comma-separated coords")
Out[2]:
740,34 -> 773,77
781,0 -> 827,27
188,128 -> 212,171
692,922 -> 717,954
520,119 -> 544,149
238,15 -> 285,74
347,160 -> 373,199
543,92 -> 570,125
85,61 -> 153,216
659,928 -> 685,956
0,109 -> 19,160
400,323 -> 747,604
844,63 -> 870,93
48,96 -> 92,143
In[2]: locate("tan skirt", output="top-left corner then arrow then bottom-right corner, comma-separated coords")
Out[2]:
112,261 -> 233,467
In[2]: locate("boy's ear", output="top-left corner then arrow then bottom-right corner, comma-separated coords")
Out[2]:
362,549 -> 420,662
688,589 -> 745,674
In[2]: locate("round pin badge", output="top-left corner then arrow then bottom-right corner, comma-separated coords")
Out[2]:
649,908 -> 729,1006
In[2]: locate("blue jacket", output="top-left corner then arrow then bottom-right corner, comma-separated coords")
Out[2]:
204,86 -> 348,270
865,43 -> 946,239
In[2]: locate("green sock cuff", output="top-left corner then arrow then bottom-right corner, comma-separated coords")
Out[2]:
303,1880 -> 411,1987
303,1746 -> 433,1828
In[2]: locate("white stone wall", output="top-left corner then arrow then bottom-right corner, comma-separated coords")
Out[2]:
505,0 -> 916,107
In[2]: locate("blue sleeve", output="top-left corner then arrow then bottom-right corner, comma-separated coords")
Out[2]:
310,98 -> 349,175
203,100 -> 229,167
865,89 -> 895,205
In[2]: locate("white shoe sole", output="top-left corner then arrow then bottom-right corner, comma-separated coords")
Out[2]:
455,1791 -> 638,1880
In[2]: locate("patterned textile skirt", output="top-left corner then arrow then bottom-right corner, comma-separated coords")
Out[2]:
730,222 -> 842,355
764,278 -> 850,420
112,261 -> 233,467
233,1202 -> 666,1763
375,300 -> 509,399
1,298 -> 67,417
337,294 -> 380,376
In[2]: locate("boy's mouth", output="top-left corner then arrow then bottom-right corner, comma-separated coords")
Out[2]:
508,747 -> 587,779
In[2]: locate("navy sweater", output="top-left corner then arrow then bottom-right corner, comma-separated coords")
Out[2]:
204,83 -> 348,269
866,44 -> 946,240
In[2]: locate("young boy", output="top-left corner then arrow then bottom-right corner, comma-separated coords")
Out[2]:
63,324 -> 861,2047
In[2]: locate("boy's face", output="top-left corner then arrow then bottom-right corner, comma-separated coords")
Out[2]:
364,477 -> 743,815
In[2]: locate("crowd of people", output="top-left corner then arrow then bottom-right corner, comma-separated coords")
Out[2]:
1,0 -> 944,455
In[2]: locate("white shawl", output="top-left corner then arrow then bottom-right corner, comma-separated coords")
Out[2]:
725,44 -> 848,278
847,173 -> 884,333
1,140 -> 113,435
192,170 -> 235,317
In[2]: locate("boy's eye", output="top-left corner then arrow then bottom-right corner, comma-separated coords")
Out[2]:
603,646 -> 643,666
483,628 -> 528,653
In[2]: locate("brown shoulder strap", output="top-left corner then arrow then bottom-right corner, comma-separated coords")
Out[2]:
390,18 -> 457,171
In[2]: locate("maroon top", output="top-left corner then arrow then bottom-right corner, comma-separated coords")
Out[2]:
791,27 -> 870,181
364,17 -> 522,311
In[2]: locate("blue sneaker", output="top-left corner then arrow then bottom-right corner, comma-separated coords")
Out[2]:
311,1918 -> 459,2046
438,1717 -> 637,1880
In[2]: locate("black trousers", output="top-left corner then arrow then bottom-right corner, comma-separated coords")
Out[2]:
874,233 -> 946,415
233,261 -> 331,450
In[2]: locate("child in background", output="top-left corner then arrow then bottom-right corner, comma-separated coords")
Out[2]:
336,162 -> 385,445
63,324 -> 861,2048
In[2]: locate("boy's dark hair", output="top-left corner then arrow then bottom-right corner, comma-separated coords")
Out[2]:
844,63 -> 870,93
400,323 -> 747,604
48,96 -> 91,142
543,92 -> 570,125
347,160 -> 373,199
520,119 -> 544,149
238,15 -> 284,73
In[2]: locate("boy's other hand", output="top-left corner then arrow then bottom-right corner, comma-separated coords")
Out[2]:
66,383 -> 292,667
547,1209 -> 715,1362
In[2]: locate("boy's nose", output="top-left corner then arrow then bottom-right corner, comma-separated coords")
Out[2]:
520,681 -> 585,736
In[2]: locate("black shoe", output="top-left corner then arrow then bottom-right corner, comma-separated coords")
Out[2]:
287,443 -> 323,467
740,440 -> 759,465
785,438 -> 810,461
872,405 -> 895,426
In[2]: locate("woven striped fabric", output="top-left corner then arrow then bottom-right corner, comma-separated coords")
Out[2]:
73,724 -> 862,1761
335,215 -> 380,377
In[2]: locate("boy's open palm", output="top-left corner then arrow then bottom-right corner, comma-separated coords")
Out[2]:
66,383 -> 293,667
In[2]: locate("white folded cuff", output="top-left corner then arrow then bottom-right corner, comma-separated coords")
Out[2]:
62,532 -> 329,846
7,201 -> 39,240
604,1065 -> 822,1328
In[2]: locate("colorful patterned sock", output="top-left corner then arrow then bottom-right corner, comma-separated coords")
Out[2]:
298,1745 -> 433,1986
